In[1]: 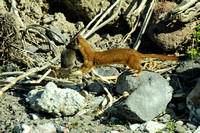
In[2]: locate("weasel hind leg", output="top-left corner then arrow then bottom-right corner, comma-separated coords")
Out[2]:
128,59 -> 143,76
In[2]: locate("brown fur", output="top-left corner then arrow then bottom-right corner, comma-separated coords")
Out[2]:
73,35 -> 179,76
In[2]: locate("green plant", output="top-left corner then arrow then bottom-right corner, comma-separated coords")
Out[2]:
66,121 -> 78,128
196,25 -> 200,43
9,126 -> 14,131
187,48 -> 200,59
166,122 -> 175,131
107,120 -> 116,127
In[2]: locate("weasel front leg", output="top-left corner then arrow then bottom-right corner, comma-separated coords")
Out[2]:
72,61 -> 93,75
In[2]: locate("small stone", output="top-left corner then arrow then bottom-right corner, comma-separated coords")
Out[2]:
110,131 -> 120,133
173,93 -> 185,98
194,126 -> 200,133
139,121 -> 166,133
5,77 -> 16,82
129,124 -> 140,131
43,15 -> 55,24
24,42 -> 38,53
177,103 -> 186,110
30,113 -> 39,120
89,96 -> 104,107
110,117 -> 123,124
13,124 -> 32,133
168,103 -> 176,109
175,120 -> 184,127
47,26 -> 70,44
159,114 -> 171,123
175,125 -> 186,133
186,122 -> 197,130
32,123 -> 56,133
57,126 -> 69,133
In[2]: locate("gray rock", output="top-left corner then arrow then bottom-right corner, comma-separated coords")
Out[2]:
94,67 -> 119,77
129,124 -> 141,131
13,124 -> 32,133
24,41 -> 38,53
47,26 -> 70,44
57,126 -> 69,133
175,120 -> 184,127
176,61 -> 200,80
114,71 -> 173,122
26,82 -> 86,117
186,78 -> 200,121
29,113 -> 40,120
87,80 -> 112,94
5,77 -> 16,82
137,121 -> 166,133
158,114 -> 171,123
110,117 -> 124,124
175,125 -> 186,133
186,122 -> 197,130
31,123 -> 56,133
88,96 -> 104,107
177,103 -> 186,110
194,126 -> 200,133
43,15 -> 55,24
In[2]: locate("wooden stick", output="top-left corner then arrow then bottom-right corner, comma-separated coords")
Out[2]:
83,0 -> 123,39
36,69 -> 52,83
11,0 -> 25,28
0,55 -> 60,98
133,0 -> 156,50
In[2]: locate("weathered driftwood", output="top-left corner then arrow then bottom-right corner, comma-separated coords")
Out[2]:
161,0 -> 200,22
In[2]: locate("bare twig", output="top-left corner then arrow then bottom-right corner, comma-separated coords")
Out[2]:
91,69 -> 111,84
98,82 -> 113,116
0,55 -> 60,98
36,69 -> 52,83
0,81 -> 76,87
154,65 -> 176,74
132,0 -> 147,16
1,71 -> 76,85
121,15 -> 140,44
171,0 -> 198,14
11,0 -> 25,28
80,9 -> 103,36
82,0 -> 123,39
133,0 -> 157,50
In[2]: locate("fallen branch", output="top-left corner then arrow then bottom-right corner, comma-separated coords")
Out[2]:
133,0 -> 156,50
81,0 -> 123,39
11,0 -> 25,28
0,55 -> 60,98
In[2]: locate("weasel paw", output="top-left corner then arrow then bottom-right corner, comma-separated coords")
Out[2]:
72,70 -> 82,75
133,73 -> 140,77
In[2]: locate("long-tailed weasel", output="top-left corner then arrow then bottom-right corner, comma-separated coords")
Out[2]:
72,35 -> 180,76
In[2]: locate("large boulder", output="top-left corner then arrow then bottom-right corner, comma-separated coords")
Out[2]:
114,71 -> 173,123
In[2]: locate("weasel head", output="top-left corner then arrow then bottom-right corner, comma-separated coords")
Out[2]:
72,35 -> 83,50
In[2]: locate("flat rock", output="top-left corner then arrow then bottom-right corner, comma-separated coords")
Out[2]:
114,71 -> 173,122
94,67 -> 119,77
47,26 -> 70,44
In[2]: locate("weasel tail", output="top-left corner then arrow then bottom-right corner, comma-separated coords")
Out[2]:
140,54 -> 179,60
